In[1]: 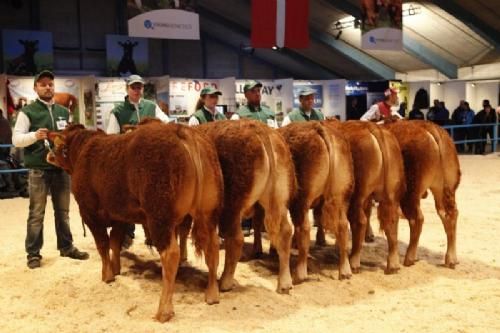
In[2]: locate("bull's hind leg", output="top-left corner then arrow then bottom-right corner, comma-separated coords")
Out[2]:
378,200 -> 400,274
313,204 -> 326,247
431,186 -> 459,268
272,212 -> 293,293
322,201 -> 352,280
156,231 -> 180,323
109,224 -> 126,276
219,209 -> 244,292
86,221 -> 114,283
199,213 -> 220,305
178,216 -> 193,263
401,190 -> 425,267
349,198 -> 368,274
290,199 -> 311,284
252,204 -> 265,258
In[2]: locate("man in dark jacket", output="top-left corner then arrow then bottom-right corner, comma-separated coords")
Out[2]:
473,100 -> 497,154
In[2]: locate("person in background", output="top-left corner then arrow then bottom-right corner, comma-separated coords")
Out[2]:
473,100 -> 497,154
231,80 -> 277,128
12,70 -> 89,269
463,102 -> 475,153
188,87 -> 225,126
426,99 -> 440,123
360,87 -> 402,122
434,101 -> 450,126
0,109 -> 17,194
398,101 -> 407,118
281,87 -> 325,126
106,74 -> 172,249
408,107 -> 425,120
451,100 -> 467,152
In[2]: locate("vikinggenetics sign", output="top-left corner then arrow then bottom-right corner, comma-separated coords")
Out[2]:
128,9 -> 200,40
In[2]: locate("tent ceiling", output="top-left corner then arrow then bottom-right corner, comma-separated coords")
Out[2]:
198,0 -> 499,79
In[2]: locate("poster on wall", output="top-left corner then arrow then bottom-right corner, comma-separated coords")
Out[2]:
170,79 -> 219,118
326,79 -> 346,120
127,1 -> 199,40
7,76 -> 82,125
361,0 -> 402,50
293,84 -> 324,109
2,29 -> 53,76
94,78 -> 126,130
106,35 -> 149,77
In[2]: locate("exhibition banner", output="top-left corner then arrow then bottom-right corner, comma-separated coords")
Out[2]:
361,0 -> 402,50
106,35 -> 149,76
128,9 -> 200,40
2,29 -> 53,76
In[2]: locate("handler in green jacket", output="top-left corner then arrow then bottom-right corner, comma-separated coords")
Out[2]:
188,86 -> 225,126
12,70 -> 89,269
231,80 -> 277,128
281,87 -> 325,126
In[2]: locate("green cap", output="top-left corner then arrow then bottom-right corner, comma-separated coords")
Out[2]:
34,70 -> 54,84
126,74 -> 145,85
200,86 -> 222,96
243,80 -> 263,92
298,87 -> 317,96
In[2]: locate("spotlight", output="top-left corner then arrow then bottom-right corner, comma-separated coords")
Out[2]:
271,45 -> 282,51
471,83 -> 476,87
436,82 -> 441,86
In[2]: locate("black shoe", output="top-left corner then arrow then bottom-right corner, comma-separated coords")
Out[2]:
61,247 -> 89,260
27,256 -> 41,269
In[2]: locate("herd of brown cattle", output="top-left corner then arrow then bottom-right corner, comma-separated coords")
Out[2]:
47,118 -> 460,323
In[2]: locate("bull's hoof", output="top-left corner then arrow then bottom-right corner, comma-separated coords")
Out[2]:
277,285 -> 292,295
351,267 -> 361,274
339,273 -> 352,280
219,278 -> 235,292
403,258 -> 416,267
445,262 -> 457,269
155,310 -> 175,323
384,267 -> 400,275
102,272 -> 115,283
205,292 -> 220,305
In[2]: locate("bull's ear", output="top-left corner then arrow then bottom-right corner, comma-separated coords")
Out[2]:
48,132 -> 65,147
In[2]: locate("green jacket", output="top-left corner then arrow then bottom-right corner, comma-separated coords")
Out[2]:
112,97 -> 156,131
237,104 -> 275,123
193,107 -> 226,124
288,108 -> 325,122
21,100 -> 70,169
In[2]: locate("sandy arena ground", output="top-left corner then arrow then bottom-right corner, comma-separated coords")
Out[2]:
1,154 -> 499,333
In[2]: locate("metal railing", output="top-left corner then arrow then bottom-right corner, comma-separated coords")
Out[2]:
0,144 -> 29,174
442,122 -> 498,153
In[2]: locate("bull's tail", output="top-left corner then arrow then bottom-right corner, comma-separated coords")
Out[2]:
313,123 -> 336,202
178,126 -> 206,257
255,125 -> 281,243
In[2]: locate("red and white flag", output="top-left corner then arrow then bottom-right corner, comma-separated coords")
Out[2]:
251,0 -> 310,49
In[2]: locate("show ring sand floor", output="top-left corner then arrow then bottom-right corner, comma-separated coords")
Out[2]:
1,154 -> 499,333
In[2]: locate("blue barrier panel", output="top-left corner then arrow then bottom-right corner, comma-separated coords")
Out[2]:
0,144 -> 29,174
443,122 -> 498,153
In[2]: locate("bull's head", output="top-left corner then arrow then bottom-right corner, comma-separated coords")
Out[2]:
46,124 -> 85,173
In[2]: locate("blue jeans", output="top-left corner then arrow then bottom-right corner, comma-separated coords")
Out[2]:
25,169 -> 74,259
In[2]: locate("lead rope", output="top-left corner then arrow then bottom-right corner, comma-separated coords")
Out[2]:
82,220 -> 87,237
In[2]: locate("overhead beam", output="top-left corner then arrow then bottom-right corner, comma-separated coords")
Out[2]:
429,0 -> 500,49
403,34 -> 458,79
312,29 -> 395,79
325,0 -> 458,78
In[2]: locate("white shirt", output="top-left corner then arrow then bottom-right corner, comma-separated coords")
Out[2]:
360,103 -> 403,123
12,98 -> 55,148
230,113 -> 278,128
106,98 -> 173,134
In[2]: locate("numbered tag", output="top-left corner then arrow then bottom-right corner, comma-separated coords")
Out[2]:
267,119 -> 275,128
56,119 -> 68,130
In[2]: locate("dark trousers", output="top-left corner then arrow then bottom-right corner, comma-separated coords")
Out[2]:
25,169 -> 74,259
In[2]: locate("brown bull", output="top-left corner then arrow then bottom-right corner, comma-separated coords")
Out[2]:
384,120 -> 460,268
197,120 -> 295,293
47,123 -> 223,322
278,122 -> 354,282
325,120 -> 406,274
